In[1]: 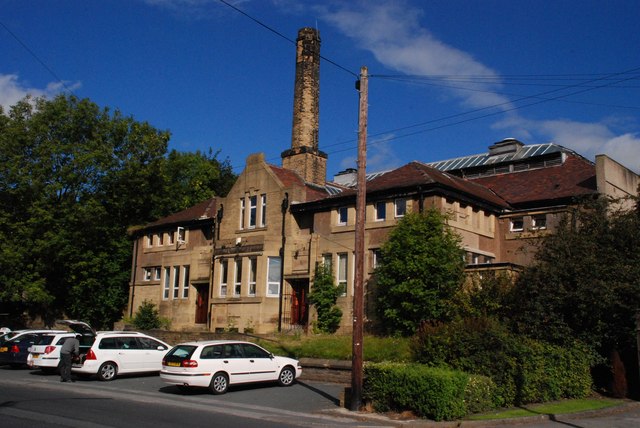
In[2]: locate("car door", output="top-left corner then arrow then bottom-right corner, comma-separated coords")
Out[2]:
136,337 -> 169,372
221,343 -> 255,385
113,336 -> 145,373
237,343 -> 280,382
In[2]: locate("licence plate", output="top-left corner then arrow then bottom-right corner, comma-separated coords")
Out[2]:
0,347 -> 7,352
32,354 -> 40,358
166,362 -> 180,367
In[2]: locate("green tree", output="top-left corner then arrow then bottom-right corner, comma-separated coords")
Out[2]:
375,210 -> 465,336
131,300 -> 165,330
508,196 -> 640,356
0,94 -> 235,328
308,263 -> 343,333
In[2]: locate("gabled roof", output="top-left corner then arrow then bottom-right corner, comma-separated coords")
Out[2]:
269,164 -> 331,202
143,198 -> 217,229
469,154 -> 597,208
367,162 -> 509,208
292,161 -> 509,211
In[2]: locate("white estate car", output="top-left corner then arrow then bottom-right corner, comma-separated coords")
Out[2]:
72,331 -> 171,381
160,340 -> 302,394
27,332 -> 78,372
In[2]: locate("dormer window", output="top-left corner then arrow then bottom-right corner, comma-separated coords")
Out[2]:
532,215 -> 547,230
510,217 -> 524,232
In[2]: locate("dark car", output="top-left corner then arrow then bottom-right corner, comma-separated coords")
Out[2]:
0,330 -> 65,368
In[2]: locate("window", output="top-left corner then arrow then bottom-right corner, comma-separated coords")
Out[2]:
337,253 -> 348,297
146,234 -> 153,248
177,227 -> 186,243
260,194 -> 267,227
168,230 -> 175,245
374,201 -> 386,221
220,259 -> 228,297
248,257 -> 257,296
510,217 -> 524,232
234,258 -> 242,296
322,253 -> 332,270
153,267 -> 161,281
172,266 -> 180,299
182,265 -> 190,299
249,195 -> 257,229
532,214 -> 547,230
157,232 -> 164,246
337,206 -> 348,225
372,249 -> 382,269
143,267 -> 152,281
239,198 -> 245,230
163,267 -> 170,299
395,198 -> 407,217
267,257 -> 281,297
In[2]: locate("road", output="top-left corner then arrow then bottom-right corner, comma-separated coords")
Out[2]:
0,366 -> 388,427
2,366 -> 639,427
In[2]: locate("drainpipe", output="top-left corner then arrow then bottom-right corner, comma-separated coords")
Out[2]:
278,193 -> 289,332
418,185 -> 424,213
129,237 -> 139,318
209,205 -> 224,331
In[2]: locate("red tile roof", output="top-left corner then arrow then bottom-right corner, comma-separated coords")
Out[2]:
145,198 -> 217,228
469,155 -> 597,206
335,161 -> 509,208
269,164 -> 330,202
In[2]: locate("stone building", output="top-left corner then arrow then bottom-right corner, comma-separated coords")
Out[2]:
126,28 -> 639,333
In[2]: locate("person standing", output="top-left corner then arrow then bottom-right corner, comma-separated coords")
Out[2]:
59,334 -> 80,382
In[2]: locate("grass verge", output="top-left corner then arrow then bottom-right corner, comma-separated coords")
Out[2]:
256,334 -> 412,362
466,397 -> 624,420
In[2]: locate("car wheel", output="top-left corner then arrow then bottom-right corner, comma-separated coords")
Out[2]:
209,372 -> 229,395
278,366 -> 296,387
97,362 -> 118,381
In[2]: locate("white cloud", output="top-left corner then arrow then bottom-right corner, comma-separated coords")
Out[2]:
0,74 -> 80,111
0,74 -> 43,110
318,0 -> 509,110
494,115 -> 640,173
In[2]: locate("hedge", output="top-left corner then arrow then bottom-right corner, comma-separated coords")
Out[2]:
363,363 -> 498,421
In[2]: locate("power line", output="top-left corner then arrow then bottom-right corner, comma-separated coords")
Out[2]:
216,0 -> 358,78
0,20 -> 75,96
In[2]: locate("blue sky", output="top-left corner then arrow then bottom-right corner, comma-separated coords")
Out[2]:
2,0 -> 639,177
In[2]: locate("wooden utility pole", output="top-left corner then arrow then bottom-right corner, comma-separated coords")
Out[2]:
351,66 -> 368,411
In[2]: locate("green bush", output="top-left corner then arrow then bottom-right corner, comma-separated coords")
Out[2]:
412,317 -> 592,406
131,300 -> 169,330
308,264 -> 343,333
363,363 -> 498,421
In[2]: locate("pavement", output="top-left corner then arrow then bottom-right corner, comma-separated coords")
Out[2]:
323,398 -> 640,427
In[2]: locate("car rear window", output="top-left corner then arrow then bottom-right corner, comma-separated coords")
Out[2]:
34,335 -> 57,346
166,345 -> 197,360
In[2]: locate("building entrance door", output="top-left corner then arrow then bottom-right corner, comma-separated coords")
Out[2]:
194,284 -> 209,324
287,280 -> 308,327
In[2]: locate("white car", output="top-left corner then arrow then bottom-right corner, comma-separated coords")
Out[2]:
27,332 -> 78,372
160,340 -> 302,394
72,331 -> 171,381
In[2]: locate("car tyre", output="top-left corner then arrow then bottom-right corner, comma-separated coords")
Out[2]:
97,361 -> 118,381
278,366 -> 296,387
209,372 -> 229,395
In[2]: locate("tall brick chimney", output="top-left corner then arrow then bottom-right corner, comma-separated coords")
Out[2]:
281,27 -> 327,186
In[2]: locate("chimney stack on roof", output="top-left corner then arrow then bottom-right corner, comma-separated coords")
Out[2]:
281,27 -> 327,186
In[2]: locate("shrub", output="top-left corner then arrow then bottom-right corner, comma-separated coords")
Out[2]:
308,264 -> 343,333
131,300 -> 168,330
364,363 -> 498,420
412,317 -> 592,406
